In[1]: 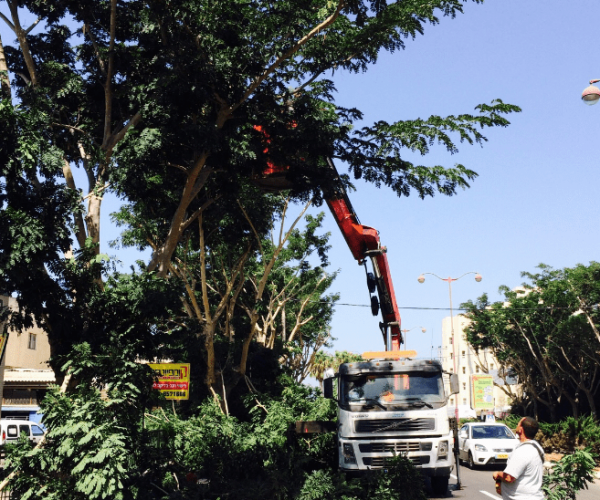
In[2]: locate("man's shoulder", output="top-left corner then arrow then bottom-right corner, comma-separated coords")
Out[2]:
514,441 -> 544,460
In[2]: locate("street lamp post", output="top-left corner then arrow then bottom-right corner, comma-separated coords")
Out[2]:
417,272 -> 482,422
418,272 -> 481,492
400,327 -> 426,352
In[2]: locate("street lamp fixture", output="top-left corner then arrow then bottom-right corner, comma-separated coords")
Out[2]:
400,326 -> 426,351
417,271 -> 482,420
582,79 -> 600,106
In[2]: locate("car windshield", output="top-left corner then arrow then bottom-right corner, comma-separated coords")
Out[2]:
341,372 -> 445,408
471,425 -> 515,439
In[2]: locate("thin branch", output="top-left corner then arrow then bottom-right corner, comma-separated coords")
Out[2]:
167,162 -> 189,173
106,112 -> 142,152
62,159 -> 87,248
83,22 -> 107,77
25,17 -> 41,35
232,0 -> 345,114
102,0 -> 118,149
0,31 -> 11,97
220,369 -> 229,415
51,122 -> 94,139
181,196 -> 218,232
238,199 -> 264,255
7,0 -> 38,86
0,12 -> 15,32
82,183 -> 111,200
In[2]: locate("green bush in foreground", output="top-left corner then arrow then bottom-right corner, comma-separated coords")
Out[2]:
4,377 -> 427,499
543,449 -> 597,500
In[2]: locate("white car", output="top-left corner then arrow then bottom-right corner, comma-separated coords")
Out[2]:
457,422 -> 519,469
0,419 -> 46,446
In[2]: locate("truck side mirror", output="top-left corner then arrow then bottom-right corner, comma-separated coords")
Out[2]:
323,377 -> 335,399
449,373 -> 459,395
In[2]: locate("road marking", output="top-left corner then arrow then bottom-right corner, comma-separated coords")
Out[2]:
480,490 -> 500,499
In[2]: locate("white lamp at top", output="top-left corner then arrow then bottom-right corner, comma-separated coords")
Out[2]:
582,79 -> 600,106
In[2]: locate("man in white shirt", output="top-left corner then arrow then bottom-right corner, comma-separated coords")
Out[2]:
492,417 -> 544,500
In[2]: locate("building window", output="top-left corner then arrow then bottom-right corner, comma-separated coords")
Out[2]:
462,382 -> 466,391
450,353 -> 453,360
491,363 -> 494,370
475,365 -> 480,373
450,398 -> 454,405
463,398 -> 467,405
28,333 -> 36,350
461,350 -> 466,358
462,367 -> 466,374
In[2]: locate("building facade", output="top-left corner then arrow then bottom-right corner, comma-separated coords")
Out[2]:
0,295 -> 55,423
440,314 -> 515,419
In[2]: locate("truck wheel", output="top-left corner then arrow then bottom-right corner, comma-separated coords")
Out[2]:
468,451 -> 475,469
431,476 -> 449,496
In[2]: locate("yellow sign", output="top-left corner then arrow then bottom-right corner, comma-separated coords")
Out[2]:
362,350 -> 418,360
149,363 -> 190,400
471,375 -> 494,409
0,332 -> 8,362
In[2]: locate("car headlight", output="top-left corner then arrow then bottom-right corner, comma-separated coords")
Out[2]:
474,444 -> 487,452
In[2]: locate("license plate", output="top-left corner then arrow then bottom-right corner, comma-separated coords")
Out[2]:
496,454 -> 509,459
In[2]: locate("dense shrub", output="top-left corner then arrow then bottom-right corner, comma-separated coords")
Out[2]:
538,416 -> 600,455
4,378 -> 428,499
543,449 -> 597,500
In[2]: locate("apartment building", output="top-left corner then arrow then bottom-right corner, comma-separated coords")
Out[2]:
440,314 -> 516,419
0,295 -> 55,423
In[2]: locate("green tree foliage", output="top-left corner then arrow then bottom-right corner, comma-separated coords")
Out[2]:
0,0 -> 520,384
310,349 -> 363,387
462,263 -> 600,422
538,416 -> 600,456
0,0 -> 521,497
543,449 -> 597,500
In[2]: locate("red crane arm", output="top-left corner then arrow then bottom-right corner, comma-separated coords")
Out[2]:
325,188 -> 403,351
251,127 -> 402,350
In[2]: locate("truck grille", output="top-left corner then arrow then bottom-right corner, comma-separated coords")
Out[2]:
363,455 -> 431,468
354,418 -> 435,433
359,442 -> 421,453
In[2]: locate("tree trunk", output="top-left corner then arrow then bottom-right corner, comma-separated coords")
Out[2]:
0,31 -> 10,96
582,388 -> 597,420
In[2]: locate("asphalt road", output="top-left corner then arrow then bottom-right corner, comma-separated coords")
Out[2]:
425,462 -> 600,500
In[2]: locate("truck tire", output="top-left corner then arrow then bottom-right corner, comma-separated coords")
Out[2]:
431,476 -> 449,496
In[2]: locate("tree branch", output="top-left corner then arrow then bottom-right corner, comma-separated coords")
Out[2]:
231,0 -> 345,115
7,0 -> 38,86
102,0 -> 118,149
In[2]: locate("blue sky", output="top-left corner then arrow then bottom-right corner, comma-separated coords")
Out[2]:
2,1 -> 599,362
318,0 -> 600,358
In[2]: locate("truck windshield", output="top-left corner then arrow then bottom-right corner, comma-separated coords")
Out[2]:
341,372 -> 445,408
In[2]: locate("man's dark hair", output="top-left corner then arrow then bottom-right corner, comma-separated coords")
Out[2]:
521,417 -> 539,439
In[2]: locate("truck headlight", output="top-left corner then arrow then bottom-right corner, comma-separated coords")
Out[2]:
342,443 -> 357,464
437,440 -> 448,458
475,444 -> 487,452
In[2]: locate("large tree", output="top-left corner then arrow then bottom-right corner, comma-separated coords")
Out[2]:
0,0 -> 519,387
462,263 -> 600,421
0,1 -> 520,496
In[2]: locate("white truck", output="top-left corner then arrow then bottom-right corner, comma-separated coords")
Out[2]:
323,353 -> 459,496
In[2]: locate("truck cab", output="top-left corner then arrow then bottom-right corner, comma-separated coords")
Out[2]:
324,356 -> 459,496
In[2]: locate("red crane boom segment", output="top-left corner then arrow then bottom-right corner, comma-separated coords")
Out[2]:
252,128 -> 403,350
